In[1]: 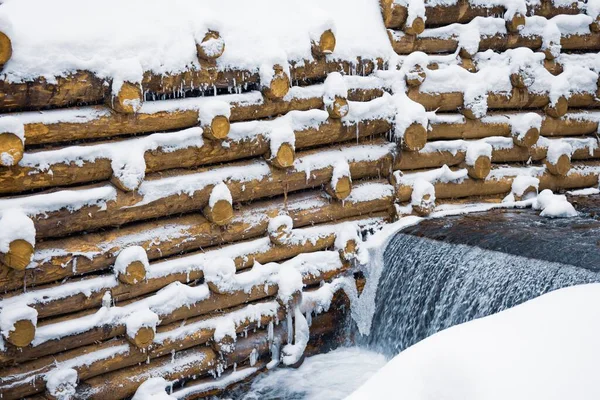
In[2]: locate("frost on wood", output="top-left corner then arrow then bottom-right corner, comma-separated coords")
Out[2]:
113,246 -> 149,285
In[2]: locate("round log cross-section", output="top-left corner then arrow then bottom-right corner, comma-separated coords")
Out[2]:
402,123 -> 428,151
466,155 -> 492,180
0,239 -> 34,271
0,31 -> 12,67
6,319 -> 36,348
330,175 -> 352,200
109,82 -> 143,114
545,96 -> 568,118
128,326 -> 155,349
413,193 -> 434,216
506,13 -> 526,33
514,185 -> 538,201
117,260 -> 147,285
545,153 -> 571,176
338,238 -> 358,264
512,126 -> 540,148
312,29 -> 336,58
196,30 -> 225,61
203,115 -> 231,140
269,142 -> 296,169
262,65 -> 290,100
326,96 -> 349,119
0,131 -> 24,167
404,17 -> 425,36
405,65 -> 426,87
204,199 -> 234,226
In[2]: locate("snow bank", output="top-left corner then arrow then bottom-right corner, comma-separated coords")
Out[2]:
349,284 -> 600,400
534,189 -> 578,218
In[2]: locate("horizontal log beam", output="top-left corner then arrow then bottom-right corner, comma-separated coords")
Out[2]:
0,180 -> 392,292
0,104 -> 391,195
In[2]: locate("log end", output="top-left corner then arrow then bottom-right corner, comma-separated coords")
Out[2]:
312,29 -> 336,58
6,319 -> 36,348
211,334 -> 236,355
413,193 -> 435,216
402,123 -> 428,151
128,326 -> 155,349
545,96 -> 568,118
0,131 -> 24,167
203,115 -> 231,140
262,66 -> 290,100
196,30 -> 225,61
459,57 -> 477,73
506,13 -> 526,33
467,155 -> 492,180
204,199 -> 234,226
270,224 -> 292,246
404,17 -> 425,36
117,260 -> 147,285
0,239 -> 34,270
514,185 -> 538,201
510,72 -> 527,89
513,127 -> 540,148
109,82 -> 143,114
326,96 -> 349,119
0,31 -> 12,67
339,238 -> 358,264
269,142 -> 296,169
458,47 -> 475,60
545,154 -> 571,177
405,65 -> 426,87
332,175 -> 352,200
381,0 -> 408,29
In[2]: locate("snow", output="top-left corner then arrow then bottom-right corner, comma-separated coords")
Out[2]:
268,215 -> 293,242
0,0 -> 393,84
132,378 -> 175,400
0,305 -> 37,339
568,187 -> 600,196
113,246 -> 149,282
323,72 -> 348,109
465,142 -> 492,166
349,284 -> 600,400
0,209 -> 35,254
45,368 -> 78,400
208,182 -> 232,208
330,160 -> 351,191
0,116 -> 25,162
411,179 -> 436,208
281,306 -> 309,366
546,140 -> 573,164
534,189 -> 578,218
126,309 -> 159,340
509,112 -> 542,140
511,175 -> 539,198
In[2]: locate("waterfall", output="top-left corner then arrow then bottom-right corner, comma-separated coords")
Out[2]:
364,232 -> 600,357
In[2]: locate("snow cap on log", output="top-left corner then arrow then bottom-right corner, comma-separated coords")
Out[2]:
335,225 -> 360,264
125,309 -> 159,349
545,95 -> 568,118
541,22 -> 561,60
273,264 -> 304,306
405,64 -> 426,87
411,178 -> 435,216
0,116 -> 25,167
545,141 -> 572,176
310,16 -> 336,58
590,0 -> 600,32
505,13 -> 526,33
195,30 -> 225,61
212,318 -> 236,355
108,60 -> 143,114
0,304 -> 37,348
199,100 -> 231,140
45,368 -> 78,400
324,72 -> 349,119
110,151 -> 146,192
465,142 -> 492,180
510,113 -> 542,148
113,246 -> 149,285
204,257 -> 237,294
267,122 -> 296,169
328,160 -> 352,200
0,209 -> 35,270
268,215 -> 294,246
204,182 -> 233,225
391,91 -> 428,151
132,377 -> 175,400
511,175 -> 539,201
260,64 -> 290,100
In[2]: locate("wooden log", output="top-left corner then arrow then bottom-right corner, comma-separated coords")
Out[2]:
0,131 -> 23,167
0,238 -> 34,271
326,96 -> 349,119
312,29 -> 336,57
114,247 -> 148,285
405,65 -> 426,87
405,17 -> 426,36
0,109 -> 391,195
4,319 -> 36,348
545,95 -> 569,118
402,122 -> 428,151
108,81 -> 143,114
196,30 -> 225,61
380,0 -> 408,29
268,215 -> 293,246
202,115 -> 230,140
0,181 -> 393,292
266,141 -> 296,169
545,154 -> 571,177
465,155 -> 492,180
327,160 -> 353,200
505,13 -> 526,33
202,183 -> 234,226
261,65 -> 290,100
0,31 -> 11,67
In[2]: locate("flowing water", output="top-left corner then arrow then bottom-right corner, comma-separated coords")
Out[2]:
237,198 -> 600,399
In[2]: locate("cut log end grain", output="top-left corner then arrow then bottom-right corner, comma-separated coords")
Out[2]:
591,19 -> 600,33
329,175 -> 352,200
404,17 -> 425,36
268,142 -> 296,169
0,31 -> 12,66
117,260 -> 147,285
413,193 -> 434,216
262,66 -> 290,100
109,82 -> 143,114
326,96 -> 349,119
211,335 -> 236,355
402,123 -> 428,151
196,31 -> 225,61
270,224 -> 293,246
127,326 -> 155,349
513,127 -> 540,148
467,156 -> 492,180
545,96 -> 568,118
312,29 -> 337,58
544,59 -> 563,76
203,199 -> 234,226
0,131 -> 24,167
545,154 -> 571,176
506,13 -> 526,33
381,0 -> 408,29
203,115 -> 231,140
0,239 -> 34,271
514,185 -> 538,201
405,65 -> 426,87
6,319 -> 36,348
339,238 -> 358,263
510,72 -> 528,89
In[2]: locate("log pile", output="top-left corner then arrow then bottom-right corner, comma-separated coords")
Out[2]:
2,1 -> 600,398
